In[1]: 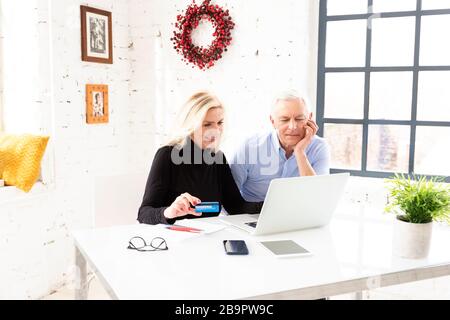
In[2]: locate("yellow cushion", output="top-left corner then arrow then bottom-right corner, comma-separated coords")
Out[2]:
0,134 -> 50,193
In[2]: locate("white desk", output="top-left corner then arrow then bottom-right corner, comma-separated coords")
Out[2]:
73,203 -> 450,300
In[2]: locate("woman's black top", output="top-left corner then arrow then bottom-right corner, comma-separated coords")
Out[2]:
138,139 -> 263,225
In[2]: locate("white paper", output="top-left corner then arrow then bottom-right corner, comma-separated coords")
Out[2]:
174,219 -> 226,234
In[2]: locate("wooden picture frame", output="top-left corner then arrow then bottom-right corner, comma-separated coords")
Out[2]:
81,5 -> 113,64
86,85 -> 109,124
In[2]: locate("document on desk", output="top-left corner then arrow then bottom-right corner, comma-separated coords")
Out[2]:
137,224 -> 199,243
174,219 -> 226,234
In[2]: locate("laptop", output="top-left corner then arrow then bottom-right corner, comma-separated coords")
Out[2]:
220,173 -> 350,236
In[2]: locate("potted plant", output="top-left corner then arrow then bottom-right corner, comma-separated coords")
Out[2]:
385,174 -> 450,259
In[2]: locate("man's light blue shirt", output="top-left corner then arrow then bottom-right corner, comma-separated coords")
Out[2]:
230,130 -> 331,202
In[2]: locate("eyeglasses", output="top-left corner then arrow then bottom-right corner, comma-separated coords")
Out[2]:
127,236 -> 168,252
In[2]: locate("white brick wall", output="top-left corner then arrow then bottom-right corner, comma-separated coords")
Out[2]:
128,0 -> 320,159
0,0 -> 141,299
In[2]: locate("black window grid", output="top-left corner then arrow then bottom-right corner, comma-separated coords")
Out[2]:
316,0 -> 450,182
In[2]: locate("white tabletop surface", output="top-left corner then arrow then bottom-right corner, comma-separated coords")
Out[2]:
73,203 -> 450,300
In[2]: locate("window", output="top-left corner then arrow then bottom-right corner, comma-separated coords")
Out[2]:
0,99 -> 3,133
0,1 -> 54,189
317,0 -> 450,181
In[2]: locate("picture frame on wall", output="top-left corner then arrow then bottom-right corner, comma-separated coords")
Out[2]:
86,84 -> 109,124
81,5 -> 113,64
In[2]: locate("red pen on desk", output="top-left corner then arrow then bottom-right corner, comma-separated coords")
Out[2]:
166,225 -> 203,233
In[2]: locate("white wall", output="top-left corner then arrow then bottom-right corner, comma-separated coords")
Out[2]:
0,0 -> 145,299
0,0 -> 320,299
128,0 -> 320,159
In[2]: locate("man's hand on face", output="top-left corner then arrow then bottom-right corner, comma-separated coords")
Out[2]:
294,113 -> 319,156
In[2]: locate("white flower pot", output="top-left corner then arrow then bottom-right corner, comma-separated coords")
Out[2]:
393,217 -> 433,259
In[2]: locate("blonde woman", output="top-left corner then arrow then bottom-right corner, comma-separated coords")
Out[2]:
138,92 -> 263,225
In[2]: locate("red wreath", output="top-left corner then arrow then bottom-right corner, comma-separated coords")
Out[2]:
171,0 -> 235,70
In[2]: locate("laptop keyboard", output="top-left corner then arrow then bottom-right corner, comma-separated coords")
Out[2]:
245,222 -> 258,228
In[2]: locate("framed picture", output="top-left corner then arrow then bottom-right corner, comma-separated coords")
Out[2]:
86,84 -> 109,124
81,5 -> 113,64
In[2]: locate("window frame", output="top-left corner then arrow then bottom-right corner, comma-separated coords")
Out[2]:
316,0 -> 450,182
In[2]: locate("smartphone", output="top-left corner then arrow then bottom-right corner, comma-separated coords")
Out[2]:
223,240 -> 249,255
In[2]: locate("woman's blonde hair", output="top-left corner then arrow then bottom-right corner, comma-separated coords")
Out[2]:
167,91 -> 224,149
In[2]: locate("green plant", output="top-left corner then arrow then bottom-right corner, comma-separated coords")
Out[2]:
385,174 -> 450,224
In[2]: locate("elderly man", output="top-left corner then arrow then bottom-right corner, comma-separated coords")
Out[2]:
230,90 -> 331,202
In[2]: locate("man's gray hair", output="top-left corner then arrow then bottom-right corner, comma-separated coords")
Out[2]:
271,89 -> 311,115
